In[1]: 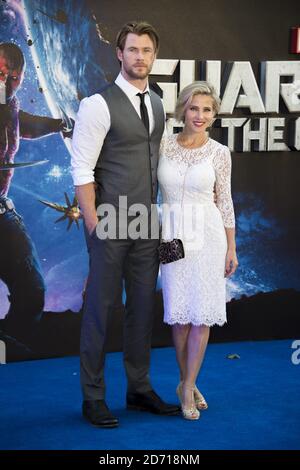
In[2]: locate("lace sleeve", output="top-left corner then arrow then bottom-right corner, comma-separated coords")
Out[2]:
214,145 -> 235,228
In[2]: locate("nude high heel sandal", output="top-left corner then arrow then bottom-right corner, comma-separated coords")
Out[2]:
177,382 -> 200,420
194,385 -> 208,410
177,381 -> 208,411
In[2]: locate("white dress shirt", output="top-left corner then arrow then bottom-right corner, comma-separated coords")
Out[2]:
71,73 -> 155,186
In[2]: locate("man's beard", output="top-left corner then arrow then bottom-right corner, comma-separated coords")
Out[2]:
123,63 -> 151,80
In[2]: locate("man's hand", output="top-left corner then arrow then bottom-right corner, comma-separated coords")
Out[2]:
85,217 -> 98,236
75,183 -> 98,237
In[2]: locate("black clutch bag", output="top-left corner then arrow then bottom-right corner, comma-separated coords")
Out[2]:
158,238 -> 185,264
158,167 -> 188,265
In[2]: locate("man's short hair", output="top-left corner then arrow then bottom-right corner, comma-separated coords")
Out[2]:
116,21 -> 159,53
0,42 -> 26,72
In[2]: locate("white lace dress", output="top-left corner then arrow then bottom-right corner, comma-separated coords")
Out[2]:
157,134 -> 235,326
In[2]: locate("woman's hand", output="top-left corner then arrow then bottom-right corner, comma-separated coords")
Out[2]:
225,248 -> 238,277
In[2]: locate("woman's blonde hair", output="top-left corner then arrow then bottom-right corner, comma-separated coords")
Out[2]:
175,81 -> 220,122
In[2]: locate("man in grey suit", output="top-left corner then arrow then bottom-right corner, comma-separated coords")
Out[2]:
71,21 -> 180,427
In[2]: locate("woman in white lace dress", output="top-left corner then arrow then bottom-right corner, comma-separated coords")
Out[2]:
158,82 -> 238,420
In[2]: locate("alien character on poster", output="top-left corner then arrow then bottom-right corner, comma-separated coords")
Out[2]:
0,0 -> 117,357
0,41 -> 73,346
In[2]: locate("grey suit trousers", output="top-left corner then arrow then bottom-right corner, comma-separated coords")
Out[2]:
80,217 -> 159,400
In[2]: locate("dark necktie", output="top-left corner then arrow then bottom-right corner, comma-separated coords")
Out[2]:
137,92 -> 149,134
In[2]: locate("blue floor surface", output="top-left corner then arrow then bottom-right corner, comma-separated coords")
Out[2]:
0,339 -> 299,450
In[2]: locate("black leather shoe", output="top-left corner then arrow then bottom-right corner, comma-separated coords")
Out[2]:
82,400 -> 119,428
126,390 -> 180,415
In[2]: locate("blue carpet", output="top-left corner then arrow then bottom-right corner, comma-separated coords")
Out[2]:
0,340 -> 299,450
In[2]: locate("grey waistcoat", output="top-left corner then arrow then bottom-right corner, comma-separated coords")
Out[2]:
94,83 -> 165,211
